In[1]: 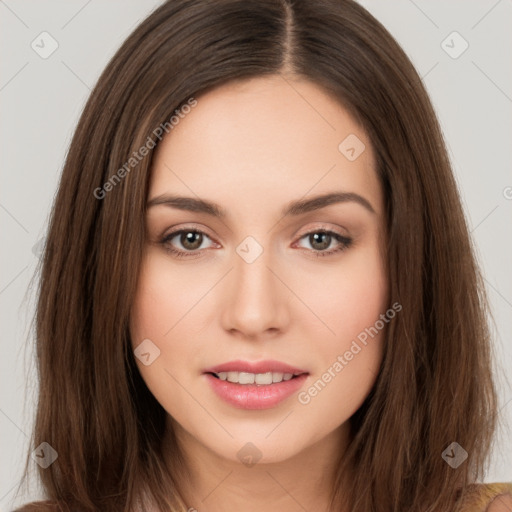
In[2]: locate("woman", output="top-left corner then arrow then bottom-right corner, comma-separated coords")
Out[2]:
14,0 -> 512,510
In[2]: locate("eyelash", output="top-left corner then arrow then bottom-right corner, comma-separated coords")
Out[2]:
159,227 -> 353,259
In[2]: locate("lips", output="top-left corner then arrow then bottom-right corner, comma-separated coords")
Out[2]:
203,360 -> 309,410
203,359 -> 308,375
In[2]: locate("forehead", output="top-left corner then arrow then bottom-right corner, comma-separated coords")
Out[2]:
149,75 -> 382,217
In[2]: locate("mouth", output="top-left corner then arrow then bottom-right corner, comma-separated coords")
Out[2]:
203,360 -> 309,410
206,371 -> 305,385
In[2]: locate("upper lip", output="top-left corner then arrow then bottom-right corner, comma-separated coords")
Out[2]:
203,360 -> 308,375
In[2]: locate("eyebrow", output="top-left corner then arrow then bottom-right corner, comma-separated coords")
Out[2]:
146,191 -> 376,217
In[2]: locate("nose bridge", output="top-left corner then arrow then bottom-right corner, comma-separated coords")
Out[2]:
220,236 -> 287,336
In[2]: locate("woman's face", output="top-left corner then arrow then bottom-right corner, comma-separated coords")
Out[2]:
130,75 -> 389,465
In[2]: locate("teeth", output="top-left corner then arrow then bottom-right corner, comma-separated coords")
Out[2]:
255,372 -> 273,385
227,371 -> 239,383
272,372 -> 284,383
215,371 -> 299,385
238,372 -> 255,384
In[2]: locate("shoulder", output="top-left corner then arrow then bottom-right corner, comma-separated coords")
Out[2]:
457,482 -> 512,512
487,492 -> 512,512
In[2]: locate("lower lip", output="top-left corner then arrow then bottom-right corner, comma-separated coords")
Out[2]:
204,373 -> 308,410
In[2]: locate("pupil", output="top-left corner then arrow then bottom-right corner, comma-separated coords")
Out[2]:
182,231 -> 202,250
311,232 -> 330,250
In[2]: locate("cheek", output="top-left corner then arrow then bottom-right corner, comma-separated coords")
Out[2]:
130,251 -> 209,344
129,253 -> 192,386
129,250 -> 224,398
298,237 -> 388,347
129,253 -> 204,423
292,240 -> 388,419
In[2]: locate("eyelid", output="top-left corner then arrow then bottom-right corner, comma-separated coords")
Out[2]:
159,222 -> 352,258
161,222 -> 217,241
291,225 -> 352,257
293,222 -> 348,239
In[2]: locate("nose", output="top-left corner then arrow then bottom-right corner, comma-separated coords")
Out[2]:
220,244 -> 290,340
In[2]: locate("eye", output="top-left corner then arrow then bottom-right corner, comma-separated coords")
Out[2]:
160,229 -> 217,259
159,227 -> 352,259
294,229 -> 353,257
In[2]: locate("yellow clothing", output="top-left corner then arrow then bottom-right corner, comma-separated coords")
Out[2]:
457,482 -> 512,511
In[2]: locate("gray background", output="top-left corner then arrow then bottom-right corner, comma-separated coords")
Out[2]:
1,0 -> 511,509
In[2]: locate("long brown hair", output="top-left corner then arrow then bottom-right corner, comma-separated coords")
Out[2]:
15,0 -> 500,510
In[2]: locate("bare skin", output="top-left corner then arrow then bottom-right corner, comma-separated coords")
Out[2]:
130,74 -> 389,512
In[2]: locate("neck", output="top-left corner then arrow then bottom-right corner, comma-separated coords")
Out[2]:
163,417 -> 352,512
